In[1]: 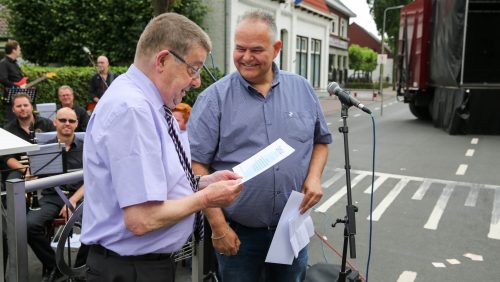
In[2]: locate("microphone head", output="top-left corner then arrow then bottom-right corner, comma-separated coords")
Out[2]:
82,46 -> 91,54
327,81 -> 340,95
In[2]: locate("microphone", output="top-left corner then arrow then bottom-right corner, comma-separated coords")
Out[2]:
327,82 -> 372,114
82,46 -> 91,55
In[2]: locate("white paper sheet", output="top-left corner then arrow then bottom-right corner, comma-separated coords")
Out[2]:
232,138 -> 295,183
265,191 -> 314,265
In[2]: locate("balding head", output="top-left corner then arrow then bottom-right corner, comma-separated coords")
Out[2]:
97,55 -> 110,74
54,107 -> 78,138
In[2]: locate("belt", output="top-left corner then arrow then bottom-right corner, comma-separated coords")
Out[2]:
90,244 -> 174,261
230,221 -> 277,231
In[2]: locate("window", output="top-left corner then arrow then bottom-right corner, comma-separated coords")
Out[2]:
311,39 -> 321,88
340,19 -> 347,38
331,15 -> 339,35
296,36 -> 308,78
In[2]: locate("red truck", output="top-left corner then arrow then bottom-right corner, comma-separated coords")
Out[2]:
396,0 -> 500,134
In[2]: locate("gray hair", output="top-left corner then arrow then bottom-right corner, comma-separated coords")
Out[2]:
58,85 -> 74,94
238,10 -> 278,41
135,13 -> 212,61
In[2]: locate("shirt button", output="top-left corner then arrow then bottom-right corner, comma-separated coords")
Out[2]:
275,167 -> 279,171
277,191 -> 281,195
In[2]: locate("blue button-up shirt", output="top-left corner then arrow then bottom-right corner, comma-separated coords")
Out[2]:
81,65 -> 194,255
189,64 -> 332,228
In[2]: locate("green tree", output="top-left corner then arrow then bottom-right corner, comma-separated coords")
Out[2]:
348,44 -> 364,76
368,0 -> 411,53
4,0 -> 208,66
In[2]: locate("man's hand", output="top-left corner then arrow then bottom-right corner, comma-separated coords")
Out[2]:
59,199 -> 78,220
299,177 -> 323,214
211,224 -> 241,256
199,170 -> 242,190
201,179 -> 243,208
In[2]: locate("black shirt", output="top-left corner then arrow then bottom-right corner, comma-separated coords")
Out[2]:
0,56 -> 23,88
90,72 -> 118,101
2,115 -> 55,163
45,136 -> 84,193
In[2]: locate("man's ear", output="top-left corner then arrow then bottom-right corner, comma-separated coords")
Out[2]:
155,50 -> 170,71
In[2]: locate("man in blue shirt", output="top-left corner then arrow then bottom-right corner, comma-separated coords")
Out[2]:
81,13 -> 243,282
189,10 -> 332,282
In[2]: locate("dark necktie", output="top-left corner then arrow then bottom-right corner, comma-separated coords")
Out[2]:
163,106 -> 204,242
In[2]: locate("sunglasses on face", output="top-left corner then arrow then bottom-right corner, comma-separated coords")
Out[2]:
57,118 -> 77,124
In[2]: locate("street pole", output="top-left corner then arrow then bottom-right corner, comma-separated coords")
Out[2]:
378,4 -> 404,116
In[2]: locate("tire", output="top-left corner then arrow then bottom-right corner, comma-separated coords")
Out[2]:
409,102 -> 431,120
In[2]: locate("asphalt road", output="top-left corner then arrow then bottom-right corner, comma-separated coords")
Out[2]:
308,91 -> 500,282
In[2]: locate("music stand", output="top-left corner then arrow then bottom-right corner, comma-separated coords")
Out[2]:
6,87 -> 37,104
36,103 -> 57,121
27,143 -> 66,177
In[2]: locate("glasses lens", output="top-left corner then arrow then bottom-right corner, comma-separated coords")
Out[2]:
58,118 -> 77,124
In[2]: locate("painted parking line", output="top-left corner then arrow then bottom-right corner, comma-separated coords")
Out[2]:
487,189 -> 500,240
315,173 -> 368,213
471,138 -> 479,144
397,271 -> 417,282
465,149 -> 475,157
369,178 -> 410,221
456,164 -> 468,175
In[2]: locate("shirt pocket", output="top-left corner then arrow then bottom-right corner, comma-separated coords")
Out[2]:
284,111 -> 315,143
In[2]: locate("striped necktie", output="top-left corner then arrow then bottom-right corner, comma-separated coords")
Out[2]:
163,106 -> 204,242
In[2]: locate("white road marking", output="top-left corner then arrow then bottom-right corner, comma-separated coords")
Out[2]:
364,175 -> 388,194
374,107 -> 380,110
447,259 -> 461,265
463,253 -> 483,261
369,178 -> 410,221
412,180 -> 432,200
432,262 -> 446,268
488,189 -> 500,240
354,113 -> 361,118
465,149 -> 475,157
397,271 -> 417,282
315,173 -> 367,213
471,138 -> 479,144
456,164 -> 468,175
343,168 -> 500,190
464,184 -> 480,207
424,184 -> 454,230
321,171 -> 345,189
327,122 -> 332,126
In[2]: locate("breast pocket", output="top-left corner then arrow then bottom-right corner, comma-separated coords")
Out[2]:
284,111 -> 315,143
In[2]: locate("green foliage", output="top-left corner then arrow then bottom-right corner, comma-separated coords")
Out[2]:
4,0 -> 209,66
349,44 -> 378,80
171,0 -> 208,26
0,65 -> 222,124
345,81 -> 390,89
5,0 -> 152,66
368,0 -> 412,54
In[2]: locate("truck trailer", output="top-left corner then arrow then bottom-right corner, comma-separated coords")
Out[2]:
396,0 -> 500,134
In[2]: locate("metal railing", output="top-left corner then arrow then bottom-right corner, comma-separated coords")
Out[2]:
1,170 -> 83,282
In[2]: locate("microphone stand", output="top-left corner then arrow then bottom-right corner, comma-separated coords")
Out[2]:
332,103 -> 359,282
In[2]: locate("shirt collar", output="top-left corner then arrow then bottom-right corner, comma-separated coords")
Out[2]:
126,64 -> 165,113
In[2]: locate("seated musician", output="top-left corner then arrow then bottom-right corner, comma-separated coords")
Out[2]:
26,107 -> 87,282
2,93 -> 55,179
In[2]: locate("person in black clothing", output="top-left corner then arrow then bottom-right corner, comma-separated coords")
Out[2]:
0,40 -> 24,123
88,55 -> 117,112
26,107 -> 86,282
57,85 -> 89,132
3,93 -> 55,179
0,40 -> 23,88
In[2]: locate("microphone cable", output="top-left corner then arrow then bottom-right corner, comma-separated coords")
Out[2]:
364,114 -> 376,282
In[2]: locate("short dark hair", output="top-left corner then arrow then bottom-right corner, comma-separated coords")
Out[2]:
5,40 -> 19,55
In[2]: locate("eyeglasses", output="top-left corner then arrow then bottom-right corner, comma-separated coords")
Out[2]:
57,118 -> 77,124
169,50 -> 203,78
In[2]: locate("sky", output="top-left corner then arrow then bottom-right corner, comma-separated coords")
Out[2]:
341,0 -> 380,38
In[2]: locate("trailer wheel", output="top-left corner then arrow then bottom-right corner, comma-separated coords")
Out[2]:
409,102 -> 431,120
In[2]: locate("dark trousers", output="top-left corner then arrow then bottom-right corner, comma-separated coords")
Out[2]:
26,194 -> 62,270
86,245 -> 176,282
